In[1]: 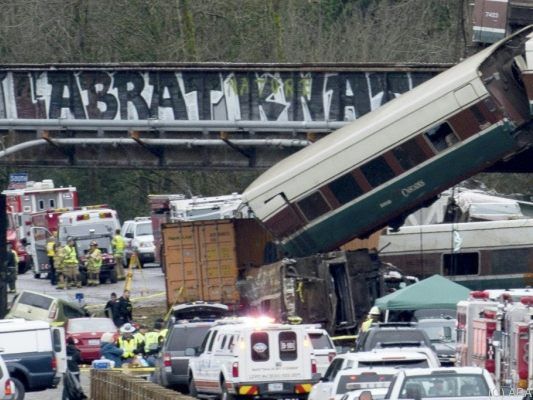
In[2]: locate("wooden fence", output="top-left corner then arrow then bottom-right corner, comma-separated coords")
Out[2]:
90,369 -> 191,399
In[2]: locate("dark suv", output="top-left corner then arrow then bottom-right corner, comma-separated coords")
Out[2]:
356,322 -> 434,352
152,321 -> 215,391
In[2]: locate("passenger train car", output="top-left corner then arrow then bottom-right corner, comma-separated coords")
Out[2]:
242,26 -> 533,257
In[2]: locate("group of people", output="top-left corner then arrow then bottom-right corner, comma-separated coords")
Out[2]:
46,229 -> 127,289
99,319 -> 166,368
98,290 -> 167,368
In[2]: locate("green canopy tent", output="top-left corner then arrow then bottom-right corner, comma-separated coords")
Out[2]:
374,274 -> 470,321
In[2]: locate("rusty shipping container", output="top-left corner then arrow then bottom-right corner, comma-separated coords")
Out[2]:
162,219 -> 272,307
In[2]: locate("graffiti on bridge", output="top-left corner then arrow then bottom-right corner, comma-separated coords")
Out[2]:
0,69 -> 437,122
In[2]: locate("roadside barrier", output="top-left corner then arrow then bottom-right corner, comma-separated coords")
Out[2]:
90,369 -> 191,399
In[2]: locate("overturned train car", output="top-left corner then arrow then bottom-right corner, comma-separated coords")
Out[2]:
242,26 -> 533,257
238,250 -> 382,335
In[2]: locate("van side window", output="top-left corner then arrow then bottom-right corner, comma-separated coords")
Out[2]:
279,331 -> 297,361
323,357 -> 343,381
424,122 -> 458,152
198,331 -> 211,354
297,192 -> 331,222
360,156 -> 395,188
392,138 -> 428,171
220,335 -> 227,350
228,335 -> 235,351
52,329 -> 62,352
207,330 -> 218,352
251,332 -> 269,362
328,173 -> 363,205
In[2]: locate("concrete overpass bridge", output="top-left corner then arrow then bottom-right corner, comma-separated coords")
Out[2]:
0,63 -> 530,172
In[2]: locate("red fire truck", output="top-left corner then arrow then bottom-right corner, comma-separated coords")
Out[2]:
2,180 -> 78,273
459,289 -> 533,394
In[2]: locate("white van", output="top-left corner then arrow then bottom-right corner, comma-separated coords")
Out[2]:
0,319 -> 66,397
188,318 -> 319,399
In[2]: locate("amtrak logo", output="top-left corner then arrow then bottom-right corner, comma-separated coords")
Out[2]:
253,342 -> 268,353
401,180 -> 425,197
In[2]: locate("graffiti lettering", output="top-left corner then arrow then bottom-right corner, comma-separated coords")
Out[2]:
0,69 -> 439,122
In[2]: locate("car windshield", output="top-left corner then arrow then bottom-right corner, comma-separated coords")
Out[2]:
136,222 -> 153,236
419,324 -> 456,342
168,325 -> 211,350
368,330 -> 427,349
309,333 -> 333,350
358,359 -> 429,368
337,372 -> 395,394
17,291 -> 53,310
68,318 -> 116,333
399,373 -> 489,398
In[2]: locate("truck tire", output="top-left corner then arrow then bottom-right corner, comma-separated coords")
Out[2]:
110,269 -> 118,284
11,377 -> 25,400
221,379 -> 235,400
189,377 -> 198,397
79,270 -> 88,286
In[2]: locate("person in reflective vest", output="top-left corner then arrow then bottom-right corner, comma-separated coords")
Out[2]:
361,306 -> 381,333
117,323 -> 139,363
111,229 -> 126,280
46,236 -> 57,286
144,322 -> 163,366
134,325 -> 148,355
63,237 -> 81,288
54,242 -> 66,289
6,242 -> 18,294
86,240 -> 102,286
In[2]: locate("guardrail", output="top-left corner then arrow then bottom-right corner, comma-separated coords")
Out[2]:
90,369 -> 190,400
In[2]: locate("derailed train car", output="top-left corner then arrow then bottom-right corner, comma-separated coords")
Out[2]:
242,26 -> 533,257
238,250 -> 382,335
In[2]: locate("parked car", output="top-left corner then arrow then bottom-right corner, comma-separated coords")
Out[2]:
355,322 -> 433,352
416,318 -> 457,366
65,317 -> 118,363
308,349 -> 439,400
383,367 -> 506,399
121,217 -> 155,267
0,319 -> 66,398
305,326 -> 336,377
5,290 -> 87,326
333,368 -> 398,400
188,318 -> 319,400
0,355 -> 16,400
152,320 -> 216,391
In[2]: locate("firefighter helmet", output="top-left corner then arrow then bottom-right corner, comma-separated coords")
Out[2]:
369,306 -> 381,316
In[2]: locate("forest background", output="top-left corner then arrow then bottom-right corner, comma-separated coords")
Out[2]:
0,0 -> 530,220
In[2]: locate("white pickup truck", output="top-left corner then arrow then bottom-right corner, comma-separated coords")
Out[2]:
382,367 -> 523,400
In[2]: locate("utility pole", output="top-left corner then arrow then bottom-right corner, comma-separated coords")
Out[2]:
0,194 -> 7,317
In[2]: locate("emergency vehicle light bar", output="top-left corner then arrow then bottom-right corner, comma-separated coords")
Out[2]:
470,291 -> 489,299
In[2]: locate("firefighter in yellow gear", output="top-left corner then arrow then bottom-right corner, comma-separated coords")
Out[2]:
111,229 -> 126,280
54,242 -> 66,289
46,236 -> 57,285
86,240 -> 102,286
63,237 -> 81,288
117,323 -> 139,363
133,325 -> 148,354
360,306 -> 381,333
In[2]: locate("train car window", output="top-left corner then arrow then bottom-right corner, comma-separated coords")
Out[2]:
424,122 -> 459,152
297,192 -> 331,222
328,173 -> 364,205
442,252 -> 479,275
360,156 -> 395,188
392,138 -> 428,171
